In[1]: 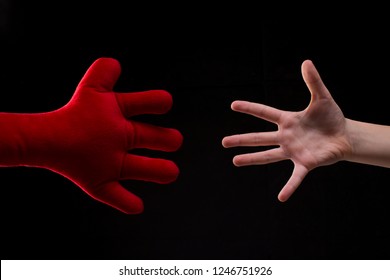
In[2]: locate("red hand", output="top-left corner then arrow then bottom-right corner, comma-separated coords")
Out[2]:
0,58 -> 183,214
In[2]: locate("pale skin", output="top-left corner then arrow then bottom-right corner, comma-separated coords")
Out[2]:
222,59 -> 390,202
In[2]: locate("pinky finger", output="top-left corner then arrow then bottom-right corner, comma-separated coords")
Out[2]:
87,181 -> 144,214
277,164 -> 309,202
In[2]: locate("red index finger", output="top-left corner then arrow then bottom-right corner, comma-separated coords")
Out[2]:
116,90 -> 173,117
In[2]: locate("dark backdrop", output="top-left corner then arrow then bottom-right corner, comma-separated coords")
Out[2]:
1,3 -> 389,259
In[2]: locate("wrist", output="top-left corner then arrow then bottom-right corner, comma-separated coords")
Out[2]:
343,118 -> 358,162
343,118 -> 390,168
0,111 -> 57,167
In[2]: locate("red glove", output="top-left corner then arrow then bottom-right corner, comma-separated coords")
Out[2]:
0,57 -> 183,214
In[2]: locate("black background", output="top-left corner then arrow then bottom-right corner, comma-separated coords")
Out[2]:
1,2 -> 389,260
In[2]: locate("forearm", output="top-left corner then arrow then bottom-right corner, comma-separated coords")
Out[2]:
345,119 -> 390,168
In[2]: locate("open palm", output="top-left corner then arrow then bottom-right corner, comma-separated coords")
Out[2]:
222,60 -> 352,202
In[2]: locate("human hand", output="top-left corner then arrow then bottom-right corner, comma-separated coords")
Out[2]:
0,58 -> 183,214
222,60 -> 351,202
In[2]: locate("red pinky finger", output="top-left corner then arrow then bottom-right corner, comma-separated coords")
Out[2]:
88,181 -> 144,214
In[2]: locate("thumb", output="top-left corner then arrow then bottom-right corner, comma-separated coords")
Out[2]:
301,59 -> 332,101
77,57 -> 121,92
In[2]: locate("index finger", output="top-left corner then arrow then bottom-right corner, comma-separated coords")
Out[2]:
116,90 -> 173,117
231,100 -> 282,124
